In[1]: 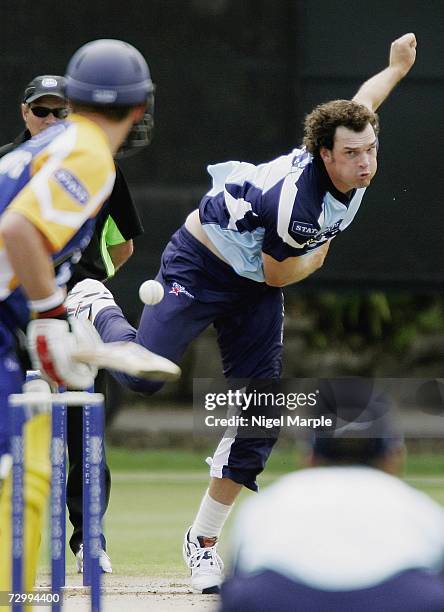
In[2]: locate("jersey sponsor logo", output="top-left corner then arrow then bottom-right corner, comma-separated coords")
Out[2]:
316,219 -> 342,240
307,220 -> 343,245
290,220 -> 318,238
169,282 -> 194,299
54,168 -> 89,205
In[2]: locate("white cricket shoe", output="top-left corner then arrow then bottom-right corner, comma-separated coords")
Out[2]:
183,528 -> 224,594
75,544 -> 113,574
72,340 -> 181,381
65,279 -> 117,324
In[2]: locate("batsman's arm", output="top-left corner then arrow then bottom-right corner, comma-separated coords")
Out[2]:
0,211 -> 60,301
0,211 -> 97,390
353,33 -> 417,111
263,241 -> 330,287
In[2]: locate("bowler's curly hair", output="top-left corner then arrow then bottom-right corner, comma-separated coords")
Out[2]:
303,100 -> 379,158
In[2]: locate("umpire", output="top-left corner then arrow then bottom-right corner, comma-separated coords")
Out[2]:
0,74 -> 145,573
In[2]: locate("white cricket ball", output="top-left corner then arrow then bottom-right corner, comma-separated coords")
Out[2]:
139,280 -> 165,305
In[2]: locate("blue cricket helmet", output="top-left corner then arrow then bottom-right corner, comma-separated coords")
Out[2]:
65,39 -> 154,106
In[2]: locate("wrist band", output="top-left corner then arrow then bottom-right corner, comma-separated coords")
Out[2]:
29,288 -> 65,313
36,304 -> 68,320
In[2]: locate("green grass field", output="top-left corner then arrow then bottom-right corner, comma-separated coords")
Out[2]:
40,445 -> 444,578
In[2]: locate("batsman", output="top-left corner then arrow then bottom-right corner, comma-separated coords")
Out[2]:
0,39 -> 178,591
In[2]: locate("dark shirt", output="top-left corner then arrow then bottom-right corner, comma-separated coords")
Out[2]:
0,129 -> 144,289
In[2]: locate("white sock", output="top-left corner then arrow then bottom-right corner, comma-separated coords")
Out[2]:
190,490 -> 232,542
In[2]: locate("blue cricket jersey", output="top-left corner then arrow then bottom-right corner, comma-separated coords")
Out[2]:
199,148 -> 366,281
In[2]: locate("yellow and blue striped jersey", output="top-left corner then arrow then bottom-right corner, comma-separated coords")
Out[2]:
0,114 -> 115,326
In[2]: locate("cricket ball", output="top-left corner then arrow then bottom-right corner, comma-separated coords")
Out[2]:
139,280 -> 165,305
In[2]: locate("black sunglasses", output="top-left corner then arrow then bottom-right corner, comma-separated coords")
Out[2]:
30,106 -> 69,119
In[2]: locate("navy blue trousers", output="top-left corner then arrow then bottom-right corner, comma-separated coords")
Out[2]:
96,226 -> 284,490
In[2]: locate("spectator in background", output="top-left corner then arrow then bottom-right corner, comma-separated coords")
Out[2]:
220,380 -> 444,612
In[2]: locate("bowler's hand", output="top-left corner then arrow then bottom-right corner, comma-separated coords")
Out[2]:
389,33 -> 417,78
